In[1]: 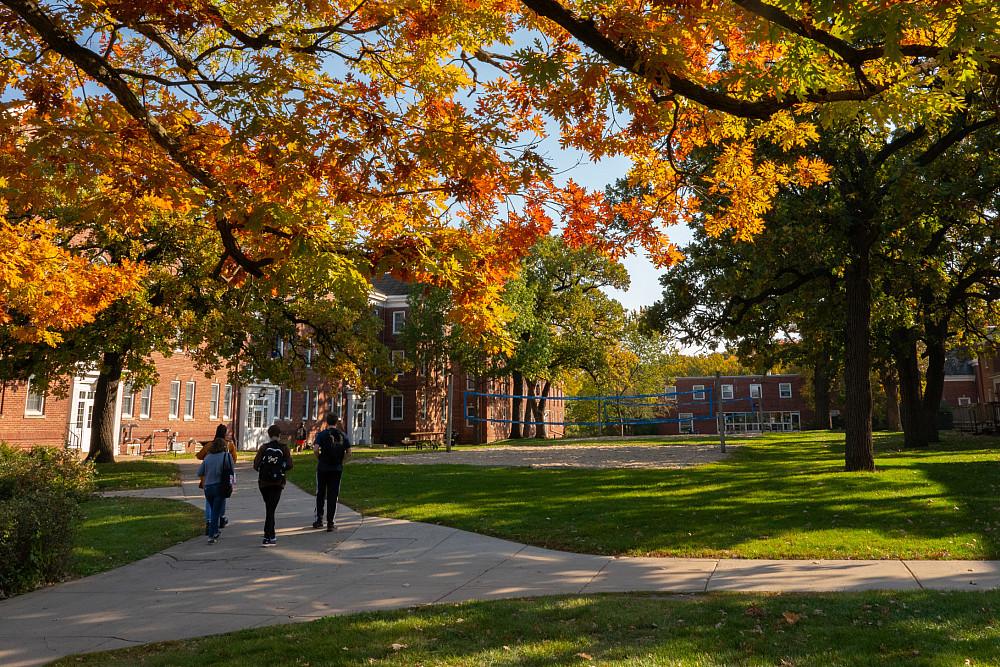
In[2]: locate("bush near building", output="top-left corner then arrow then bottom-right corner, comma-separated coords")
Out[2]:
0,444 -> 94,598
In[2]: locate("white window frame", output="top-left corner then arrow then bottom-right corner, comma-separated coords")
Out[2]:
140,386 -> 153,419
209,383 -> 220,419
303,387 -> 311,420
779,382 -> 792,399
466,377 -> 476,391
168,380 -> 181,419
312,390 -> 320,420
121,383 -> 135,418
392,310 -> 405,334
24,376 -> 45,416
282,388 -> 292,420
957,396 -> 971,406
693,384 -> 705,401
678,412 -> 694,434
391,349 -> 405,379
222,384 -> 233,420
184,381 -> 196,420
665,385 -> 677,403
390,395 -> 404,420
749,384 -> 762,399
465,403 -> 476,424
721,384 -> 734,400
328,396 -> 339,419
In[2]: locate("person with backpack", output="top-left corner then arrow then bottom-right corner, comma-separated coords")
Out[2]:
253,424 -> 294,547
312,413 -> 351,531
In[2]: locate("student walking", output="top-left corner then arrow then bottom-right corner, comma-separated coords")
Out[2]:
253,424 -> 293,547
197,424 -> 238,535
196,439 -> 234,544
312,413 -> 351,531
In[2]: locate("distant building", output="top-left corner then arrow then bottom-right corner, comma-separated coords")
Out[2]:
657,374 -> 812,435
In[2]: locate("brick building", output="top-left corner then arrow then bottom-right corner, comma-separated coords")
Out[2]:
657,374 -> 812,435
0,274 -> 566,454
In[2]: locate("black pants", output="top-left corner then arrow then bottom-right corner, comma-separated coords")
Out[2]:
259,485 -> 283,539
315,468 -> 343,523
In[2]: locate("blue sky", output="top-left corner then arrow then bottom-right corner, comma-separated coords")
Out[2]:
547,151 -> 695,313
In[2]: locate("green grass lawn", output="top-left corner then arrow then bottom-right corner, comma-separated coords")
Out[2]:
73,497 -> 204,578
289,430 -> 1000,560
94,460 -> 181,491
54,591 -> 1000,666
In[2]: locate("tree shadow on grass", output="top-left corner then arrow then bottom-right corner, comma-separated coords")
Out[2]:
343,431 -> 1000,559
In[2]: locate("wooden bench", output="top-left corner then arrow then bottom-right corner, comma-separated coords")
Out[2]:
407,431 -> 445,450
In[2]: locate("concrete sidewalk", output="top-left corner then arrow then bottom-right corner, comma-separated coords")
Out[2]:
1,461 -> 999,666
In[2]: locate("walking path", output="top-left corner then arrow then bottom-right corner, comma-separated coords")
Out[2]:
2,461 -> 999,666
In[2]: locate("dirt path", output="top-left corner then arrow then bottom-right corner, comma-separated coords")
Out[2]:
364,444 -> 735,469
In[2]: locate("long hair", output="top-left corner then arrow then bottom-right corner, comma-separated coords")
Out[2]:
209,437 -> 227,454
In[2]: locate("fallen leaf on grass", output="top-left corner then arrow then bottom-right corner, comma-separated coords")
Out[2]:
782,611 -> 801,625
576,652 -> 594,661
390,643 -> 408,651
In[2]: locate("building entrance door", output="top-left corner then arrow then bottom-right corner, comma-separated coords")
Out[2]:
69,383 -> 96,453
244,390 -> 274,449
347,391 -> 373,445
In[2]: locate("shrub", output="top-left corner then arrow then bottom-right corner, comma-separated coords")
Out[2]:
0,444 -> 95,598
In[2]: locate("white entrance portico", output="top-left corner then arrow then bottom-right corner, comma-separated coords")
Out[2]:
239,383 -> 278,450
346,390 -> 374,445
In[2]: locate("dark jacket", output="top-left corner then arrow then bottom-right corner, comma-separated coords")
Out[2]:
313,427 -> 352,472
253,439 -> 293,488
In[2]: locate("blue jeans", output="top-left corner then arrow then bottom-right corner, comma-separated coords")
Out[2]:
204,483 -> 226,537
204,497 -> 227,522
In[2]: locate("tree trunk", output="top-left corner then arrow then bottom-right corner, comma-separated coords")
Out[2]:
892,330 -> 927,448
811,354 -> 833,430
84,350 -> 123,464
523,380 -> 536,439
843,241 -> 875,471
533,380 -> 550,439
509,370 -> 523,440
878,366 -> 901,432
920,321 -> 948,444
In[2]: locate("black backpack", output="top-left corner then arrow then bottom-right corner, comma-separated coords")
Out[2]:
317,428 -> 347,466
258,445 -> 286,483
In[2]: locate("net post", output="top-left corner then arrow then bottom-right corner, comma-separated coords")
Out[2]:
715,371 -> 727,453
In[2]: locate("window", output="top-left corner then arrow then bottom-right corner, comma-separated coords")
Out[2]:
121,383 -> 135,418
779,382 -> 792,399
749,384 -> 762,399
184,381 -> 196,419
391,395 -> 404,420
693,384 -> 705,401
168,380 -> 180,419
223,384 -> 233,420
421,394 -> 429,421
140,386 -> 153,419
392,310 -> 405,334
24,377 -> 45,415
391,349 -> 405,379
466,377 -> 476,391
284,388 -> 293,420
721,384 -> 734,400
665,385 -> 677,403
303,387 -> 311,420
312,390 -> 320,420
209,383 -> 220,419
679,412 -> 694,434
957,396 -> 971,406
328,396 -> 339,419
465,404 -> 476,424
271,336 -> 284,359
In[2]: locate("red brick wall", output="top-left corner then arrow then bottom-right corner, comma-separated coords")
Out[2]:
0,381 -> 72,448
120,352 -> 236,452
657,375 -> 812,435
941,377 -> 978,408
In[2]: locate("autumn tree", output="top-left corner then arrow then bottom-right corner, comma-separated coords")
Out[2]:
4,1 -> 998,470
